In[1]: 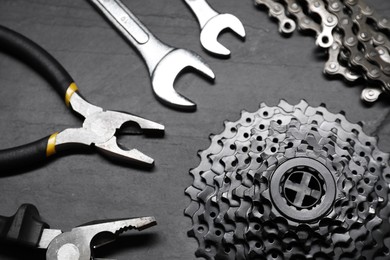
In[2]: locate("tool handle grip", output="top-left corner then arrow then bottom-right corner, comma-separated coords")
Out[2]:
0,25 -> 74,100
0,136 -> 51,171
0,204 -> 49,247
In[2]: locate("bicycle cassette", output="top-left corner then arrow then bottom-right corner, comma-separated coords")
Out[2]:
185,100 -> 390,260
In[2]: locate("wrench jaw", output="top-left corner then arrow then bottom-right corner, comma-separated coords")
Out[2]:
151,49 -> 215,111
200,14 -> 246,56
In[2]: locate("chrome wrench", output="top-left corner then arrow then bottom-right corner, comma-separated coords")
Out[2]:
90,0 -> 215,111
183,0 -> 246,56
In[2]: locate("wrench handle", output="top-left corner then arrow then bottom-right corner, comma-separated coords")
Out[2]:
89,0 -> 173,74
91,0 -> 149,45
183,0 -> 219,28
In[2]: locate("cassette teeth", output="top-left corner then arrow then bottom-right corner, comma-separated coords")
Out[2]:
185,100 -> 390,260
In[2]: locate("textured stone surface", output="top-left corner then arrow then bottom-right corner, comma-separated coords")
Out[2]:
0,0 -> 389,259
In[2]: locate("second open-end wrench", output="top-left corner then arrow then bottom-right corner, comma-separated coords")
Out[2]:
183,0 -> 246,56
90,0 -> 215,111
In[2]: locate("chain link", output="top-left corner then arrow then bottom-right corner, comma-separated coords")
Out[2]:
284,0 -> 321,34
254,0 -> 390,102
255,0 -> 296,34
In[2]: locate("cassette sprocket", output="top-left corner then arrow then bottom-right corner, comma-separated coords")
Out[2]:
185,100 -> 390,260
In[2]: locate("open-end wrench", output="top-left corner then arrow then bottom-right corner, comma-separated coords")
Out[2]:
90,0 -> 215,111
183,0 -> 246,56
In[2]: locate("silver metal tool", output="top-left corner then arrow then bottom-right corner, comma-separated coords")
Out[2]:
0,204 -> 157,260
90,0 -> 215,111
45,217 -> 156,259
183,0 -> 246,56
57,91 -> 165,167
0,25 -> 164,171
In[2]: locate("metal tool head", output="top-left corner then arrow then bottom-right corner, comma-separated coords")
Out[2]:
91,110 -> 165,167
57,93 -> 165,167
45,216 -> 157,260
200,13 -> 246,56
151,48 -> 215,111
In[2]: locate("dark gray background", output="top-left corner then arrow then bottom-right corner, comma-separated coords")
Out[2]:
0,0 -> 389,259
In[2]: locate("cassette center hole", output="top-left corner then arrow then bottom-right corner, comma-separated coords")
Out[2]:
282,167 -> 325,210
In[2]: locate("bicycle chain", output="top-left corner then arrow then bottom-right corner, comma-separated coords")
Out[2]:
305,0 -> 338,48
324,32 -> 360,81
185,100 -> 390,259
254,0 -> 390,103
378,46 -> 390,63
284,0 -> 321,35
254,0 -> 296,34
339,0 -> 390,101
348,0 -> 390,32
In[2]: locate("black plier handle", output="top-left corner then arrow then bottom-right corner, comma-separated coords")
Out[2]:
0,25 -> 74,168
0,25 -> 164,171
0,204 -> 157,259
0,26 -> 74,100
0,204 -> 49,248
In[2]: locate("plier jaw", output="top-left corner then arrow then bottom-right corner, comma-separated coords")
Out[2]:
56,92 -> 165,167
92,109 -> 165,167
45,217 -> 157,260
95,138 -> 158,167
0,204 -> 157,260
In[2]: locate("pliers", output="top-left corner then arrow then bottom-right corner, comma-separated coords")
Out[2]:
0,25 -> 164,170
0,204 -> 157,259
